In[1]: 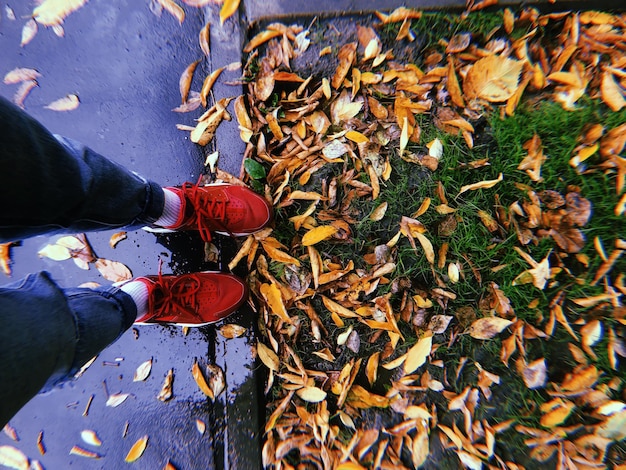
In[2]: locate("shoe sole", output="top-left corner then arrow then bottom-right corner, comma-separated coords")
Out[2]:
129,270 -> 246,327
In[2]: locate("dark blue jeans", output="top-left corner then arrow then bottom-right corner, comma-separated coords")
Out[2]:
0,96 -> 165,426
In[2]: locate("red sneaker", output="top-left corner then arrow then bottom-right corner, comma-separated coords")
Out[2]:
165,183 -> 272,242
134,271 -> 247,326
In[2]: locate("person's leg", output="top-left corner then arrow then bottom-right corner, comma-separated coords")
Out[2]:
0,96 -> 164,242
0,271 -> 136,427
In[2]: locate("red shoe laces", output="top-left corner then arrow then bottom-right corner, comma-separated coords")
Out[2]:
182,181 -> 230,242
151,263 -> 202,320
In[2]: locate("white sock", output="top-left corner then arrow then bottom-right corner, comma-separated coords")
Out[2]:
153,188 -> 183,228
120,281 -> 150,318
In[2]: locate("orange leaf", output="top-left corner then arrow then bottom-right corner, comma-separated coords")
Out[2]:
124,436 -> 148,463
463,56 -> 523,102
219,0 -> 240,25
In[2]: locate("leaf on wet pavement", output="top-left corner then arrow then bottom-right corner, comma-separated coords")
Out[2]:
133,359 -> 153,382
124,435 -> 148,463
95,258 -> 132,282
44,94 -> 80,111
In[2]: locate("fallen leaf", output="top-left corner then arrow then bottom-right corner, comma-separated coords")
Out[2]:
80,430 -> 102,447
109,231 -> 127,249
21,19 -> 38,47
192,360 -> 213,398
69,446 -> 100,459
520,358 -> 547,389
124,435 -> 148,463
179,59 -> 201,104
297,386 -> 327,403
601,70 -> 626,112
469,317 -> 513,339
158,0 -> 185,24
95,258 -> 132,282
463,55 -> 523,102
200,66 -> 225,107
106,393 -> 130,407
33,0 -> 88,26
157,369 -> 174,401
219,0 -> 239,25
44,94 -> 80,111
404,334 -> 433,374
458,173 -> 503,195
133,359 -> 152,382
199,22 -> 210,57
38,243 -> 71,261
257,342 -> 280,371
3,67 -> 41,84
301,225 -> 337,246
218,324 -> 246,338
196,419 -> 206,435
13,80 -> 38,108
0,445 -> 29,470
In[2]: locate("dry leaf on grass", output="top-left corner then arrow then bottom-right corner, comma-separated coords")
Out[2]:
469,317 -> 514,339
463,55 -> 523,102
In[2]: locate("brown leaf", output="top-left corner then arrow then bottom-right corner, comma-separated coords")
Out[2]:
157,369 -> 174,401
0,243 -> 13,276
469,317 -> 514,339
518,134 -> 546,182
69,445 -> 101,459
192,360 -> 213,398
332,42 -> 357,89
446,33 -> 471,53
218,324 -> 246,339
199,23 -> 210,57
179,59 -> 200,104
109,231 -> 127,249
95,258 -> 132,282
463,55 -> 523,102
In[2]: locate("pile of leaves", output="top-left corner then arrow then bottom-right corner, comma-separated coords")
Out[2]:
221,5 -> 626,470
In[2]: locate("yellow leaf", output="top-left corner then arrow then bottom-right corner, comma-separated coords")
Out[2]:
200,67 -> 225,108
219,0 -> 240,25
192,360 -> 213,398
322,296 -> 359,318
415,232 -> 435,264
458,173 -> 503,195
469,317 -> 513,339
302,225 -> 337,246
257,342 -> 280,371
158,0 -> 185,24
296,386 -> 327,403
38,243 -> 71,261
463,55 -> 523,102
124,435 -> 148,463
44,94 -> 80,111
33,0 -> 87,26
345,130 -> 369,144
404,334 -> 433,374
540,399 -> 575,428
365,352 -> 380,386
369,202 -> 388,221
0,445 -> 29,470
260,283 -> 291,322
